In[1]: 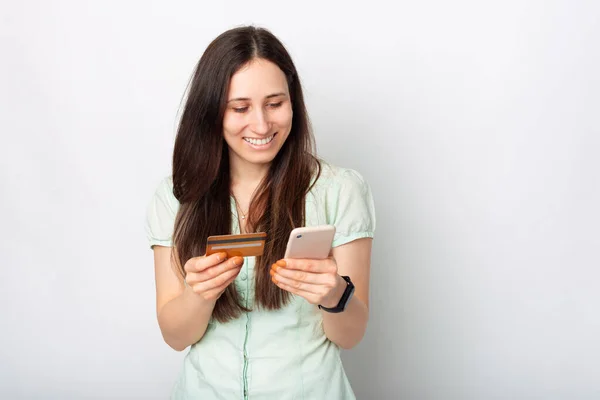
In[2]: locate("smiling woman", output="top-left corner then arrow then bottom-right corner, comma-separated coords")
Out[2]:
223,60 -> 293,166
144,25 -> 376,399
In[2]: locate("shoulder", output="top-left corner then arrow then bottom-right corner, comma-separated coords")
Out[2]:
310,160 -> 375,218
312,160 -> 371,194
310,160 -> 376,246
145,175 -> 180,248
151,175 -> 180,212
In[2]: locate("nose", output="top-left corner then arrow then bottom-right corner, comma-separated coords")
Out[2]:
249,108 -> 270,135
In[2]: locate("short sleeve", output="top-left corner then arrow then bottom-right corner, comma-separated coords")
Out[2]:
326,168 -> 376,247
144,176 -> 180,248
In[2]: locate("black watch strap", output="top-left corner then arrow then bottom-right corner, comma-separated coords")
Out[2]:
318,276 -> 355,313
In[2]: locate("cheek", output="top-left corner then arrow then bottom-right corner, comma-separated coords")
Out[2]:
273,108 -> 293,129
223,114 -> 246,137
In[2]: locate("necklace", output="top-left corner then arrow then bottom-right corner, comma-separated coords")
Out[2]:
232,195 -> 248,220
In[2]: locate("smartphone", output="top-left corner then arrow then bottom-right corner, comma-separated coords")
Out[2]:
284,225 -> 336,259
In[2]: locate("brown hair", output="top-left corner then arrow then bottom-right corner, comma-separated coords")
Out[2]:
171,26 -> 321,323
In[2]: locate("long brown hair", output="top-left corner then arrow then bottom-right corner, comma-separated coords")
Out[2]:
171,26 -> 321,323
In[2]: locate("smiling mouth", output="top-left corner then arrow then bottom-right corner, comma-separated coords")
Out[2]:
243,133 -> 276,146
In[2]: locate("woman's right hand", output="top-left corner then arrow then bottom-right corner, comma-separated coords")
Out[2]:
184,252 -> 244,301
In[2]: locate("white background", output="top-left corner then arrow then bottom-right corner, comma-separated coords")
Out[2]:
1,1 -> 599,399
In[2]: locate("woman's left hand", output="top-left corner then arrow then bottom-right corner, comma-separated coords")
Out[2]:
270,258 -> 346,308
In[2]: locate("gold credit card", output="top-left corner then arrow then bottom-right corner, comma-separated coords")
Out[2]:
205,232 -> 267,258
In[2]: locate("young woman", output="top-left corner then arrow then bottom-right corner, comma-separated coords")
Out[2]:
145,25 -> 376,399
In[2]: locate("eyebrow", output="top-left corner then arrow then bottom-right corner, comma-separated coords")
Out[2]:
227,92 -> 287,103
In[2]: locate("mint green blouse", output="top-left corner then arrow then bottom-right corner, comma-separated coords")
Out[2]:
145,162 -> 376,400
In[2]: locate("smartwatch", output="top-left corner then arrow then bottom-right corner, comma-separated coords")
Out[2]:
318,276 -> 355,313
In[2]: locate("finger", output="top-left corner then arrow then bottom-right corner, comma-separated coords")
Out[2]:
186,256 -> 241,285
276,258 -> 336,274
190,262 -> 242,293
202,274 -> 238,300
186,252 -> 229,273
271,263 -> 337,285
270,271 -> 325,295
272,279 -> 320,304
195,256 -> 244,282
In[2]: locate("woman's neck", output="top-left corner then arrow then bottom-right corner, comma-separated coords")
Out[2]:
229,157 -> 270,195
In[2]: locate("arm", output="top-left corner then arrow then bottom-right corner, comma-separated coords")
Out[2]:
270,237 -> 373,349
320,237 -> 372,349
153,246 -> 242,351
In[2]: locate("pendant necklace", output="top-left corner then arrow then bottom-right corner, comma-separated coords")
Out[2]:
232,195 -> 248,220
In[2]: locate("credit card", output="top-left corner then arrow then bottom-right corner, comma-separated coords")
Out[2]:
205,232 -> 267,258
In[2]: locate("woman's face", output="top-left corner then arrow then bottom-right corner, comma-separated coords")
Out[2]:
223,58 -> 293,169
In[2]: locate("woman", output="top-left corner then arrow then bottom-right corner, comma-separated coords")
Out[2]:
145,25 -> 376,399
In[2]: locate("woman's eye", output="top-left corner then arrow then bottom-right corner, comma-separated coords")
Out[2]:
232,107 -> 248,113
267,102 -> 283,109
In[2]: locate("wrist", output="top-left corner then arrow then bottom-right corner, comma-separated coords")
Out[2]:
184,283 -> 218,307
321,275 -> 348,308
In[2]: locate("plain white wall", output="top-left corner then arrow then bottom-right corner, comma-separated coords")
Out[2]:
1,1 -> 599,399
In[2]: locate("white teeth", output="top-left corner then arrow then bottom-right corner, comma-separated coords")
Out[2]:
244,135 -> 274,145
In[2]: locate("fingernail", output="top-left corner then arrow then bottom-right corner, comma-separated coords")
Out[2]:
272,276 -> 278,284
269,269 -> 275,277
276,260 -> 286,267
218,252 -> 228,261
232,256 -> 243,265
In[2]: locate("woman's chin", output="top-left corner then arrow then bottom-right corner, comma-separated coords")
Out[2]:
231,150 -> 278,168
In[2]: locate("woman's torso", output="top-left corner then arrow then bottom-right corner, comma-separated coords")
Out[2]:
150,162 -> 374,400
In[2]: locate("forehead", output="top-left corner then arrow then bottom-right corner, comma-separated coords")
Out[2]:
228,59 -> 289,98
